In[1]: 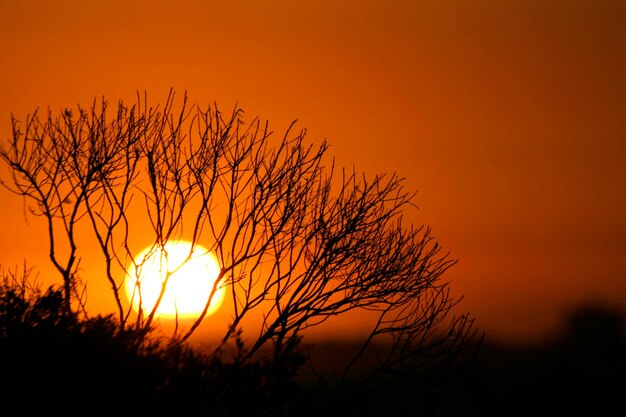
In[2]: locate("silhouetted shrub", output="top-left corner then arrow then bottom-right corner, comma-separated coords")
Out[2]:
0,277 -> 309,416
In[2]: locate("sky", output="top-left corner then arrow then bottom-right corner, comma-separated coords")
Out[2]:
0,0 -> 625,345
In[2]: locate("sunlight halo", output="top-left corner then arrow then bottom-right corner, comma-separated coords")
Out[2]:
125,241 -> 225,319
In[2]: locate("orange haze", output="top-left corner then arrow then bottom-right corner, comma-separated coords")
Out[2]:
1,0 -> 625,345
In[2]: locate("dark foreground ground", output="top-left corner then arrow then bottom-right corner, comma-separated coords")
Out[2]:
338,305 -> 626,416
303,339 -> 624,416
300,304 -> 626,417
1,287 -> 624,416
419,340 -> 625,416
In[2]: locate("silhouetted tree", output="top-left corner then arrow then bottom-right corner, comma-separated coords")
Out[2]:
0,90 -> 480,412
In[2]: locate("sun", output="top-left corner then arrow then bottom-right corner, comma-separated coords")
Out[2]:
125,241 -> 225,319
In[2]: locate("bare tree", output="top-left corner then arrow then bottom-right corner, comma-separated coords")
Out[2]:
0,90 -> 479,406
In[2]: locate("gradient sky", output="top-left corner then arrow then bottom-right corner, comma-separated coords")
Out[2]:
0,0 -> 625,345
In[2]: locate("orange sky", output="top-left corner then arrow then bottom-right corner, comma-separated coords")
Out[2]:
0,0 -> 625,345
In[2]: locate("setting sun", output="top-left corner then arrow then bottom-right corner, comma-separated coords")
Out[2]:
125,241 -> 225,319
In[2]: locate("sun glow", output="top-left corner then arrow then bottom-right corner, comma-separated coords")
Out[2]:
125,241 -> 225,318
